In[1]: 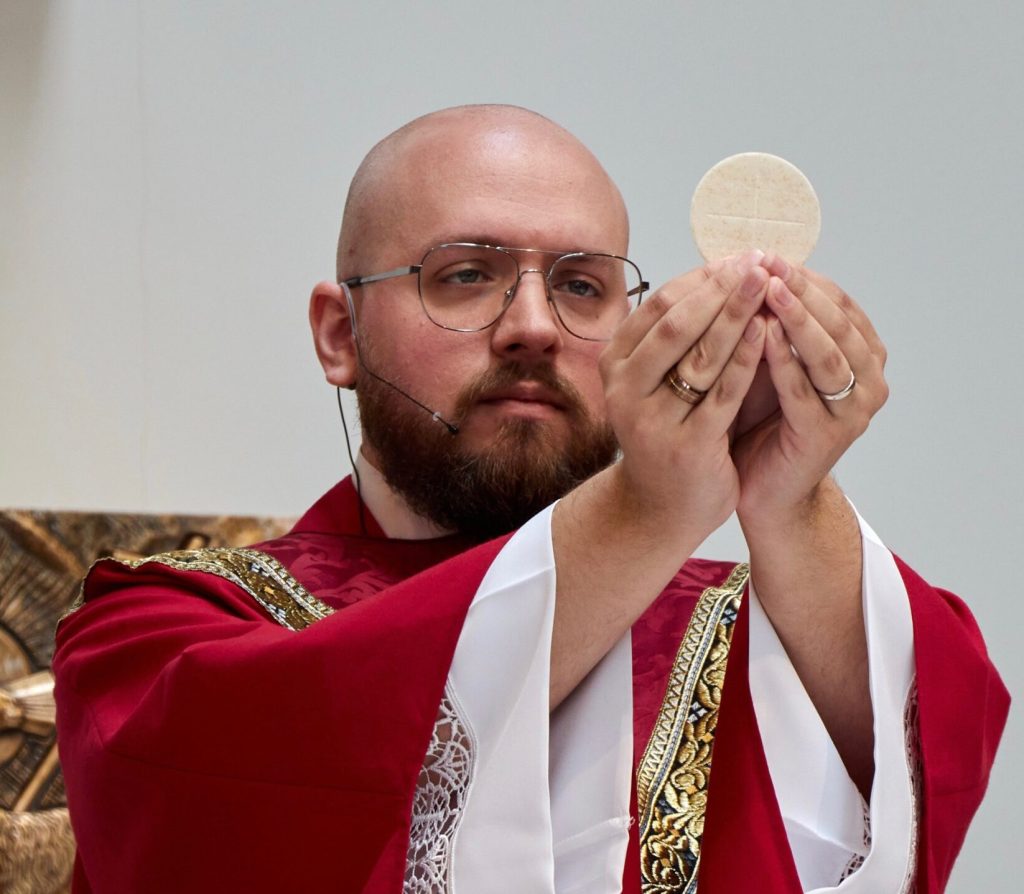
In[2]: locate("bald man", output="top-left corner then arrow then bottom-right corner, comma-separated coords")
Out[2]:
55,106 -> 1007,894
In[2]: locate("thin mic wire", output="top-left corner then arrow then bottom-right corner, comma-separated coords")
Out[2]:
336,386 -> 368,536
356,362 -> 460,435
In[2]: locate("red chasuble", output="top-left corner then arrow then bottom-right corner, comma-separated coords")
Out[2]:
54,479 -> 1009,893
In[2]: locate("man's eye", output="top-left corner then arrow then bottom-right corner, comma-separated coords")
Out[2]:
555,278 -> 601,298
442,267 -> 490,285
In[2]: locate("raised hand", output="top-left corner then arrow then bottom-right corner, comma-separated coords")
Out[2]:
732,255 -> 889,522
598,250 -> 770,546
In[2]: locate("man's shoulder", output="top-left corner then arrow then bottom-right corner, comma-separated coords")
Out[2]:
63,527 -> 508,632
64,542 -> 332,632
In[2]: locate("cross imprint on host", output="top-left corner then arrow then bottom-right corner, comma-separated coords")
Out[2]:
705,169 -> 807,245
690,152 -> 821,264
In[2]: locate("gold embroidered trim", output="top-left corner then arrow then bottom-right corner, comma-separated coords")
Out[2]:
637,563 -> 749,894
67,548 -> 335,631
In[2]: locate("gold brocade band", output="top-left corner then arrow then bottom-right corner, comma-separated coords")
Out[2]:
636,563 -> 749,894
68,548 -> 335,632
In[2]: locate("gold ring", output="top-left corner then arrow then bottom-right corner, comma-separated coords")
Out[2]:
664,368 -> 707,405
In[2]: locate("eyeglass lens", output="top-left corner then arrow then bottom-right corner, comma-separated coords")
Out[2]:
418,244 -> 642,339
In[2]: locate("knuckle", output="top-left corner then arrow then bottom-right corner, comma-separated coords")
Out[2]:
688,338 -> 715,375
722,296 -> 750,325
878,380 -> 890,406
833,312 -> 854,340
710,376 -> 737,406
836,289 -> 855,314
645,290 -> 673,320
821,348 -> 847,379
707,269 -> 734,301
789,376 -> 816,402
655,309 -> 687,344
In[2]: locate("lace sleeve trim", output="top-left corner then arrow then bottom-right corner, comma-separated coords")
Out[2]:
404,683 -> 477,893
838,680 -> 921,892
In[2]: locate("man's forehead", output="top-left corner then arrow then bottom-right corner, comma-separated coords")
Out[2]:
390,113 -> 615,197
387,154 -> 626,255
337,106 -> 630,276
391,206 -> 623,262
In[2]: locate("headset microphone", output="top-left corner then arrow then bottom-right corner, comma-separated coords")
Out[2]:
355,362 -> 460,435
340,282 -> 460,436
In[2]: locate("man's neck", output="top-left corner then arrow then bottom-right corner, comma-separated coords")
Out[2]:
355,450 -> 453,540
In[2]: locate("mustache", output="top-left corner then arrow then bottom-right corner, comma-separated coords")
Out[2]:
453,362 -> 588,421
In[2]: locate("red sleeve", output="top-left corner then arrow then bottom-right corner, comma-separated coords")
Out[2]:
695,559 -> 1009,894
895,556 -> 1011,894
53,543 -> 502,894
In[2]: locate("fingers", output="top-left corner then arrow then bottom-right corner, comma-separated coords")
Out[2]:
762,316 -> 828,431
764,275 -> 858,397
762,256 -> 886,399
608,252 -> 768,398
683,314 -> 768,440
765,256 -> 886,366
605,267 -> 712,361
801,267 -> 887,366
671,266 -> 769,396
759,255 -> 889,427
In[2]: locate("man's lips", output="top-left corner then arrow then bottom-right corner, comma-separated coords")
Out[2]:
476,384 -> 568,410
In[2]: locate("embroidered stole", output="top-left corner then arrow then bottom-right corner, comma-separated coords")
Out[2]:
636,563 -> 749,894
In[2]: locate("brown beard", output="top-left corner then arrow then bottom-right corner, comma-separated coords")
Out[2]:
357,356 -> 619,540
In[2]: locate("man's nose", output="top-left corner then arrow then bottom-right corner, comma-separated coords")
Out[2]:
489,269 -> 564,358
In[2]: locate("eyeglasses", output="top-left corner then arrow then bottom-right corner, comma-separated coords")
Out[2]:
341,242 -> 648,341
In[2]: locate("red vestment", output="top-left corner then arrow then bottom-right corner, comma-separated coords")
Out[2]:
54,479 -> 1009,893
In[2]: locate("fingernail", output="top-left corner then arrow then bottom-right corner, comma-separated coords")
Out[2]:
769,318 -> 785,339
771,278 -> 794,306
733,249 -> 765,274
744,316 -> 762,342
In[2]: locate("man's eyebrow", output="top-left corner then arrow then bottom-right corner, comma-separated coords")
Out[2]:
429,234 -> 512,248
428,235 -> 588,254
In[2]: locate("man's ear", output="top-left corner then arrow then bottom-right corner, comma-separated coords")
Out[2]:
309,280 -> 358,388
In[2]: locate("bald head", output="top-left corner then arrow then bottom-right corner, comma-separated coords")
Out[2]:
336,104 -> 629,280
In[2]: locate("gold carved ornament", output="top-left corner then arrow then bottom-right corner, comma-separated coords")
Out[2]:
0,510 -> 291,894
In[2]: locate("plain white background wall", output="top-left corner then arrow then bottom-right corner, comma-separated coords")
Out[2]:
2,1 -> 1020,887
